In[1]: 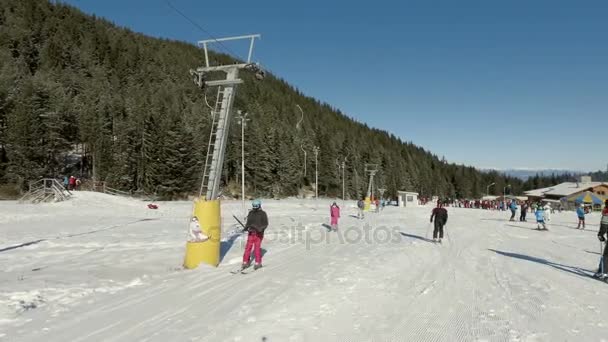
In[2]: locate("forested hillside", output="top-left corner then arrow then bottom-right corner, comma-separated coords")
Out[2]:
0,0 -> 560,199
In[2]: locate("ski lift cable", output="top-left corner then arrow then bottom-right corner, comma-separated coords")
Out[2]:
166,1 -> 278,80
165,0 -> 247,62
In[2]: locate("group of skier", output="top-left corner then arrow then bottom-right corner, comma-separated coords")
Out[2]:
234,196 -> 608,278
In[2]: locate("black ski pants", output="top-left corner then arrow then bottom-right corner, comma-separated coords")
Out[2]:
520,211 -> 527,221
600,224 -> 608,273
433,220 -> 445,239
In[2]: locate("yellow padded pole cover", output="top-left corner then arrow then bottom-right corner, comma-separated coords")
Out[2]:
364,197 -> 371,211
183,198 -> 221,269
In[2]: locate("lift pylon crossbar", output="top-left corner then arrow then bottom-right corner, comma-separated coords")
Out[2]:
197,34 -> 261,67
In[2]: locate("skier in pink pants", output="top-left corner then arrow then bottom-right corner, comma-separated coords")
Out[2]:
242,199 -> 269,270
330,202 -> 340,231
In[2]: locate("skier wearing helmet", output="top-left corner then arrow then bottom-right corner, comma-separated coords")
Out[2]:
242,199 -> 269,271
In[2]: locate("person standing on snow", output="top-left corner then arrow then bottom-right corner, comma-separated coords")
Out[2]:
242,199 -> 269,271
543,202 -> 552,222
595,200 -> 608,276
357,199 -> 365,219
330,202 -> 340,231
509,200 -> 518,221
577,204 -> 586,229
535,206 -> 548,230
68,175 -> 76,191
520,202 -> 528,222
430,201 -> 448,243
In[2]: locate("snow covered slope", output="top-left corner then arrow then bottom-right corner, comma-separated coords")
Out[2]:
1,192 -> 607,341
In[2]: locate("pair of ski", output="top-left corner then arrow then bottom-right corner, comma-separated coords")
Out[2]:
230,264 -> 263,275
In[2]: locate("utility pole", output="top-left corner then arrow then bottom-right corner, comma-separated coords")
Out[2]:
503,184 -> 511,208
313,146 -> 320,200
336,157 -> 347,207
237,111 -> 250,217
301,145 -> 307,177
486,182 -> 495,196
342,160 -> 346,206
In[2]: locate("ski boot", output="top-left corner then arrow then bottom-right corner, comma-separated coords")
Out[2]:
253,263 -> 263,271
241,262 -> 251,271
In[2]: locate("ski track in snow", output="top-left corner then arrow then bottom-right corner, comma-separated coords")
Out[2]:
1,192 -> 608,341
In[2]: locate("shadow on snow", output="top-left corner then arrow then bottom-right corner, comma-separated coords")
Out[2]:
489,249 -> 596,279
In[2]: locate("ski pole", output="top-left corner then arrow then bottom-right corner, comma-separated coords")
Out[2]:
233,215 -> 247,232
601,240 -> 605,275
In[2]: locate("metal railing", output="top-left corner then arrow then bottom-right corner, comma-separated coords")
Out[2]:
19,178 -> 71,203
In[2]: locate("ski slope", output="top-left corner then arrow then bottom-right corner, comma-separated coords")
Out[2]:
1,192 -> 607,341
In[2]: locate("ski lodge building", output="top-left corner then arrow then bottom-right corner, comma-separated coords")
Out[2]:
524,176 -> 608,210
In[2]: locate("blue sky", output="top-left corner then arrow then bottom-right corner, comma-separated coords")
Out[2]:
62,0 -> 608,171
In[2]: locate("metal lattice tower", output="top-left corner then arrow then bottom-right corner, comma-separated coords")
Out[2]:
190,34 -> 262,200
365,164 -> 379,199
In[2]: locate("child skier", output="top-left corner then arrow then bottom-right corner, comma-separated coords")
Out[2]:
430,201 -> 448,243
595,200 -> 608,277
577,204 -> 586,229
242,199 -> 269,270
535,206 -> 548,230
330,202 -> 340,231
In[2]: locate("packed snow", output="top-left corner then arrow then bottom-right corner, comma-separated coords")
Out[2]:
1,191 -> 607,341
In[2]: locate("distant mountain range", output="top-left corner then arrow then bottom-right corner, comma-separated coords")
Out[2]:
486,169 -> 584,181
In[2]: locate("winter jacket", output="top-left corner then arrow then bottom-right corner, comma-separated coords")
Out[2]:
535,209 -> 545,221
357,200 -> 364,209
510,202 -> 518,211
330,205 -> 340,218
245,208 -> 269,234
577,207 -> 585,218
430,208 -> 448,224
601,208 -> 608,225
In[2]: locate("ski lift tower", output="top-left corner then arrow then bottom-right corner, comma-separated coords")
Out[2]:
190,34 -> 262,201
184,34 -> 263,270
364,164 -> 378,211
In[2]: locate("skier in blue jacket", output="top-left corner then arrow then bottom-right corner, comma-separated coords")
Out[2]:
576,205 -> 586,229
535,206 -> 548,230
509,200 -> 518,221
